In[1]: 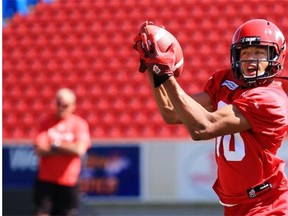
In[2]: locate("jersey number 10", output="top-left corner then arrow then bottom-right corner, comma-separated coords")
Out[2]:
216,101 -> 245,161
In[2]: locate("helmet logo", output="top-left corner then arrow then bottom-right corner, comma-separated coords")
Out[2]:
241,36 -> 261,45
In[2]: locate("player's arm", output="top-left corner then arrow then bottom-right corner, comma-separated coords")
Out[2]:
51,140 -> 89,157
35,140 -> 88,157
163,76 -> 251,140
34,143 -> 55,156
34,131 -> 58,156
53,123 -> 91,156
147,70 -> 214,124
34,131 -> 90,157
147,70 -> 179,123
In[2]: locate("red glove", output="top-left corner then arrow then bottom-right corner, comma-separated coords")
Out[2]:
136,33 -> 176,87
133,21 -> 155,73
133,21 -> 167,75
133,35 -> 147,73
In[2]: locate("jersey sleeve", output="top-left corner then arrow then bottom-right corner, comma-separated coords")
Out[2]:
204,73 -> 219,109
233,88 -> 288,136
34,116 -> 51,148
75,118 -> 91,149
204,70 -> 227,109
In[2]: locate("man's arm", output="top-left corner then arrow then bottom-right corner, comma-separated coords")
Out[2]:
50,141 -> 88,157
147,70 -> 215,124
162,76 -> 251,140
35,140 -> 89,157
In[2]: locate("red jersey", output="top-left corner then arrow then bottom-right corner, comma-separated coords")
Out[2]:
34,113 -> 91,186
204,69 -> 288,204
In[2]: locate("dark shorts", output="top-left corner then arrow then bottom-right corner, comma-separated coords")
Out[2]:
33,179 -> 79,216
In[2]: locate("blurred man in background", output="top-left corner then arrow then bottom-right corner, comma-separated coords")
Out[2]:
33,88 -> 91,216
134,19 -> 288,215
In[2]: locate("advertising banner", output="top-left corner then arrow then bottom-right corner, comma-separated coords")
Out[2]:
3,144 -> 141,199
80,145 -> 141,198
3,145 -> 38,189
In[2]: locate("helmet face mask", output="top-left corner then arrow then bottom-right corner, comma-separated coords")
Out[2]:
231,43 -> 277,86
230,19 -> 286,87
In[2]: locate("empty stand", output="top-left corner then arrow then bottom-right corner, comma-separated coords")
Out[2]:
3,0 -> 288,140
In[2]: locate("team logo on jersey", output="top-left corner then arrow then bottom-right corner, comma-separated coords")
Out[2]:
247,182 -> 272,199
221,80 -> 239,90
248,189 -> 256,198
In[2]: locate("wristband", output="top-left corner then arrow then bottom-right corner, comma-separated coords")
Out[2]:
52,140 -> 61,149
153,73 -> 173,87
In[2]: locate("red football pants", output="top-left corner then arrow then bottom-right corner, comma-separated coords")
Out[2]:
224,190 -> 288,216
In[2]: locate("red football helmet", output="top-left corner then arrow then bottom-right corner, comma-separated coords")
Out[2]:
230,19 -> 286,87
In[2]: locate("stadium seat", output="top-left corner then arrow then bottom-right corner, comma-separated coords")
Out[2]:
3,0 -> 288,140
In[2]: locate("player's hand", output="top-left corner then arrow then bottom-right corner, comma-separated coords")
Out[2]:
132,21 -> 153,73
135,33 -> 176,87
133,21 -> 166,74
133,35 -> 147,73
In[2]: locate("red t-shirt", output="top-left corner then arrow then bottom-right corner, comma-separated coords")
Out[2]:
34,113 -> 91,186
204,69 -> 288,204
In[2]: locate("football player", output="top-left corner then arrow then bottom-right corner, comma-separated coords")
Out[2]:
133,19 -> 288,215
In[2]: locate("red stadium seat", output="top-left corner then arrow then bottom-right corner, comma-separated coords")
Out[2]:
3,0 -> 288,140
